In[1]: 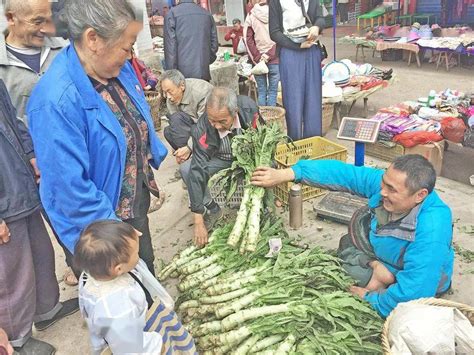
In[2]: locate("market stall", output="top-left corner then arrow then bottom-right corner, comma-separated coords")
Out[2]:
340,25 -> 474,69
321,59 -> 395,126
364,89 -> 473,173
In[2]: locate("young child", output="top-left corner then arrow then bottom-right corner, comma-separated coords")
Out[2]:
75,220 -> 162,354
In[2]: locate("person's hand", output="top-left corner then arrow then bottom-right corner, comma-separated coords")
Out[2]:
30,158 -> 40,184
144,85 -> 152,91
193,222 -> 209,247
307,26 -> 320,42
349,285 -> 369,298
300,40 -> 315,49
0,221 -> 11,245
260,53 -> 269,62
0,328 -> 13,355
230,33 -> 236,39
251,167 -> 295,188
173,146 -> 191,164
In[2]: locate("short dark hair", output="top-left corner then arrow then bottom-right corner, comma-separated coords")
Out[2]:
391,154 -> 437,194
232,18 -> 241,25
74,220 -> 138,279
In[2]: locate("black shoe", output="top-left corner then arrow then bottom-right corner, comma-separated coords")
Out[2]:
14,337 -> 56,355
34,298 -> 79,331
204,204 -> 223,230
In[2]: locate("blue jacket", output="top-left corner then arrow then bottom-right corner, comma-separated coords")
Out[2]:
292,160 -> 454,317
0,79 -> 40,222
27,44 -> 168,253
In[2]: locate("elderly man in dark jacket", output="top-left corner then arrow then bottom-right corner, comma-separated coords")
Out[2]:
164,0 -> 218,81
0,80 -> 77,355
180,87 -> 262,246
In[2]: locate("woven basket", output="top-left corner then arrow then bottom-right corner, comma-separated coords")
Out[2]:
322,103 -> 334,136
260,106 -> 286,133
381,297 -> 474,355
145,91 -> 161,131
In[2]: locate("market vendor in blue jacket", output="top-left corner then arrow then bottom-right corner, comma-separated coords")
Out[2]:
251,155 -> 454,317
27,0 -> 167,275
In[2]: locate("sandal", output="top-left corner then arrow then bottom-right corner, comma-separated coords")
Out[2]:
63,267 -> 78,286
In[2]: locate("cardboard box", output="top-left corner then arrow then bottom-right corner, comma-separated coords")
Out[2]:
366,141 -> 445,175
405,142 -> 444,175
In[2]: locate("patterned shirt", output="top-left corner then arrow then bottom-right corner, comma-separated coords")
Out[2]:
90,78 -> 156,220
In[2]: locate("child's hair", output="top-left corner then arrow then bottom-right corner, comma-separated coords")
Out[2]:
74,220 -> 138,279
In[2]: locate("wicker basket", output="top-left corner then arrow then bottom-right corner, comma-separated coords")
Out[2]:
381,298 -> 474,355
260,104 -> 333,136
322,103 -> 334,136
260,106 -> 286,133
144,91 -> 161,131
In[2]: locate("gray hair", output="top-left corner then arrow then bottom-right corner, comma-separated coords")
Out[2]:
4,0 -> 32,15
160,69 -> 185,87
391,154 -> 437,193
64,0 -> 139,44
206,87 -> 238,116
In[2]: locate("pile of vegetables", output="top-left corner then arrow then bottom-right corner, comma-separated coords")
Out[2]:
209,122 -> 285,253
158,124 -> 383,354
159,215 -> 383,354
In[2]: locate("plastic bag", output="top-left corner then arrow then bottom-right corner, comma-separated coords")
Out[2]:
393,131 -> 443,148
440,117 -> 467,143
388,303 -> 474,354
136,260 -> 175,309
236,37 -> 247,54
251,60 -> 269,75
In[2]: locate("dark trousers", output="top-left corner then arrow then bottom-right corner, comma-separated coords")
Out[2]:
123,181 -> 155,276
338,3 -> 349,23
41,209 -> 81,279
163,112 -> 195,150
337,234 -> 375,287
279,45 -> 322,140
0,210 -> 61,347
179,157 -> 232,208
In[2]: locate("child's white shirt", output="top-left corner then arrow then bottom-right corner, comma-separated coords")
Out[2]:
79,260 -> 162,354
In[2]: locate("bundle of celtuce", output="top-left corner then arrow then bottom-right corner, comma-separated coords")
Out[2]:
209,122 -> 286,253
159,215 -> 383,354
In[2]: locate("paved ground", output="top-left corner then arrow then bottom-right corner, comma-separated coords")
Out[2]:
33,27 -> 473,354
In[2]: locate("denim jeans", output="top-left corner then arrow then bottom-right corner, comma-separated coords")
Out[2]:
254,63 -> 280,106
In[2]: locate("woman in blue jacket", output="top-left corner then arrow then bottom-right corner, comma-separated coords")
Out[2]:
27,0 -> 167,275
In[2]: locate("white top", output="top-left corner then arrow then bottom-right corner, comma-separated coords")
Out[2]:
280,0 -> 309,33
79,260 -> 163,355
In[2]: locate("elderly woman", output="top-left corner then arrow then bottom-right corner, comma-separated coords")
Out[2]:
27,0 -> 167,275
269,0 -> 325,140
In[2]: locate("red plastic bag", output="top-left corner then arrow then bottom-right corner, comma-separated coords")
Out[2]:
393,131 -> 444,148
440,117 -> 467,143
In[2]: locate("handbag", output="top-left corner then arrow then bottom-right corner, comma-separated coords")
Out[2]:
251,60 -> 269,75
237,37 -> 247,54
317,40 -> 328,60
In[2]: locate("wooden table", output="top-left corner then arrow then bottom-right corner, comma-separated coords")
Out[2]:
376,41 -> 421,67
357,9 -> 386,30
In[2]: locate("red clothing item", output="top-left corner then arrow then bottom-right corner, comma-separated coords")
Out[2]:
224,27 -> 244,54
